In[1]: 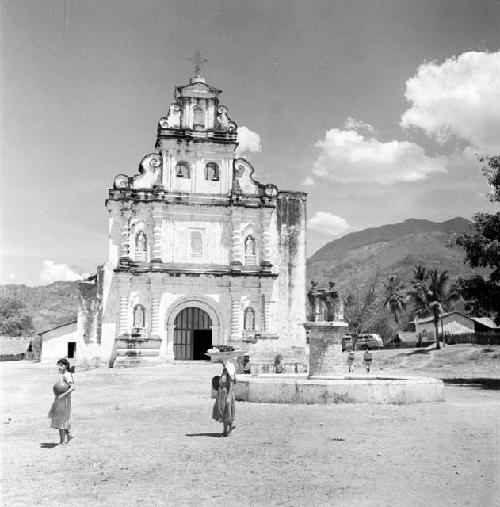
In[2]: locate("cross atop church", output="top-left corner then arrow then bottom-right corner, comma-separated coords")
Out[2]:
188,50 -> 208,77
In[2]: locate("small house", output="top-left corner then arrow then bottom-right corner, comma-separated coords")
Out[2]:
39,322 -> 78,364
415,311 -> 500,342
0,336 -> 33,361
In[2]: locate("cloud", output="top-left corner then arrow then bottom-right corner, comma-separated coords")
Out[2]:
302,176 -> 315,186
401,51 -> 500,154
39,260 -> 83,285
343,117 -> 376,134
308,212 -> 350,237
313,127 -> 446,185
235,126 -> 262,156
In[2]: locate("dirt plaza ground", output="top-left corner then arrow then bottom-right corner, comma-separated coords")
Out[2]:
1,351 -> 499,507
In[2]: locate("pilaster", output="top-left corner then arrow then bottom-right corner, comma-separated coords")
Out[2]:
118,279 -> 132,335
119,205 -> 132,267
230,294 -> 241,341
230,211 -> 242,270
151,203 -> 164,266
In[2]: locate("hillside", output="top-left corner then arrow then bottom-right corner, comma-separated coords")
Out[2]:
0,281 -> 80,333
307,217 -> 475,292
0,218 -> 476,334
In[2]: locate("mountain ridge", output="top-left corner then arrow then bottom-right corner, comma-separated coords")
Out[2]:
307,217 -> 474,291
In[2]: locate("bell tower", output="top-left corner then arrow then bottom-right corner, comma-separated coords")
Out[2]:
155,57 -> 238,195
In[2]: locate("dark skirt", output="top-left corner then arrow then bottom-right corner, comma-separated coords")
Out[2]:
212,386 -> 235,425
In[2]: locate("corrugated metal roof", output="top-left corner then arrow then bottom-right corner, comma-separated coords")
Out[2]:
0,337 -> 31,355
414,312 -> 499,329
470,317 -> 500,329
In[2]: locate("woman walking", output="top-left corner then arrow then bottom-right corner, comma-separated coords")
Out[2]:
212,360 -> 236,437
48,358 -> 75,445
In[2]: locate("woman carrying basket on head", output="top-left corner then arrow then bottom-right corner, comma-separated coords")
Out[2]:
212,360 -> 236,437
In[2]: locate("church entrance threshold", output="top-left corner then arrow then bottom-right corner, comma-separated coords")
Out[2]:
174,307 -> 212,360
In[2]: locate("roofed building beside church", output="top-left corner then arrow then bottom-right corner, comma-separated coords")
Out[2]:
76,73 -> 307,367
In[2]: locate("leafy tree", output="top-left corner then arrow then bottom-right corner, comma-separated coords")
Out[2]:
343,271 -> 381,339
455,156 -> 500,323
0,296 -> 35,336
383,275 -> 406,326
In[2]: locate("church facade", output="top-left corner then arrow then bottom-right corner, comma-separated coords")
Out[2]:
76,73 -> 307,367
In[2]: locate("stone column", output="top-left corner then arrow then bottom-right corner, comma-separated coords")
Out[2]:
119,206 -> 131,266
118,281 -> 131,336
262,295 -> 271,333
150,284 -> 162,338
260,211 -> 272,271
230,295 -> 241,341
230,215 -> 242,270
151,203 -> 163,266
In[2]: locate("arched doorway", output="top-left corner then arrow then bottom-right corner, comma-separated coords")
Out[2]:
174,307 -> 212,360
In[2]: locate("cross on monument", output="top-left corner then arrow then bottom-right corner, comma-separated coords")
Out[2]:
188,50 -> 208,77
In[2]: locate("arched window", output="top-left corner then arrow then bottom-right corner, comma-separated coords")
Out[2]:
135,232 -> 147,262
191,230 -> 203,256
133,304 -> 145,328
193,105 -> 205,128
244,307 -> 255,331
204,162 -> 219,181
176,161 -> 190,178
245,235 -> 256,256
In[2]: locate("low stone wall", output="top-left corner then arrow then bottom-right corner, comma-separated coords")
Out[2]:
235,375 -> 444,404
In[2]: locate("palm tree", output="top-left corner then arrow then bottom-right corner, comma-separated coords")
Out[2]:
384,275 -> 406,325
427,269 -> 460,349
409,265 -> 430,346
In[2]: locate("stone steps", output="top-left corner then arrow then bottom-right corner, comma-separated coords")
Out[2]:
113,354 -> 162,368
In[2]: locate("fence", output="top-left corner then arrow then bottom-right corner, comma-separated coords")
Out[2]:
446,332 -> 500,346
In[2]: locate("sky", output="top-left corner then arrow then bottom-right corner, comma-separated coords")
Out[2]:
1,0 -> 500,286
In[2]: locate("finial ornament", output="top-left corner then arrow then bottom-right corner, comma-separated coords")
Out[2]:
188,50 -> 208,77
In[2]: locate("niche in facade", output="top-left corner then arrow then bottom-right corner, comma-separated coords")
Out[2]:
190,230 -> 203,257
133,304 -> 146,328
244,307 -> 255,331
244,235 -> 256,265
205,162 -> 219,181
193,105 -> 205,129
135,231 -> 147,262
176,161 -> 190,178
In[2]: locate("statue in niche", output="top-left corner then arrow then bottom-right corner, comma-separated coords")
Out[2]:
133,305 -> 145,328
136,232 -> 147,252
245,235 -> 256,256
244,307 -> 255,331
159,104 -> 181,129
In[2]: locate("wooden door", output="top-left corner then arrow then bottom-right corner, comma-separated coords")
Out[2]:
173,307 -> 212,360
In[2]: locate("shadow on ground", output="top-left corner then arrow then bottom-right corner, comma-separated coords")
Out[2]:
39,442 -> 59,448
185,432 -> 222,438
443,378 -> 500,390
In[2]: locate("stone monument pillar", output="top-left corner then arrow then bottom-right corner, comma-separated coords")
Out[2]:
304,281 -> 348,378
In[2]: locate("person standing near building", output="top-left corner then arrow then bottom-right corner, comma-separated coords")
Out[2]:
363,350 -> 373,373
48,358 -> 75,445
347,350 -> 355,373
212,359 -> 236,437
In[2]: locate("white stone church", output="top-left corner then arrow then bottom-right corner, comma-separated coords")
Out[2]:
75,72 -> 307,367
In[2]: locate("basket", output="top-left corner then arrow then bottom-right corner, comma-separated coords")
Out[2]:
205,350 -> 247,362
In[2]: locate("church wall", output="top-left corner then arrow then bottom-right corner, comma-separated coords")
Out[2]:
273,191 -> 307,347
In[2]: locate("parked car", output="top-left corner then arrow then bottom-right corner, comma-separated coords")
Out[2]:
354,334 -> 383,350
